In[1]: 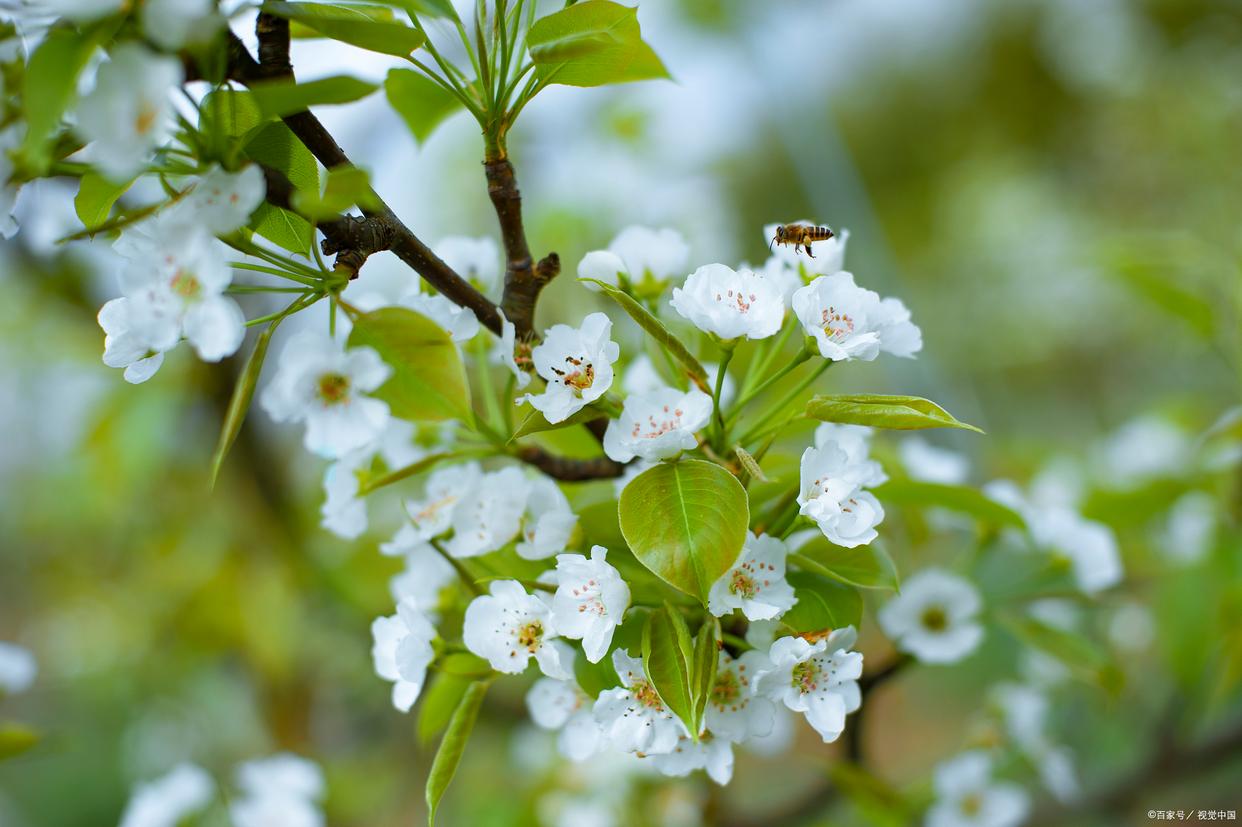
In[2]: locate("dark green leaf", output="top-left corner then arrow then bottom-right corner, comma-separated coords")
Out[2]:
873,479 -> 1025,528
0,723 -> 39,761
581,277 -> 710,393
806,394 -> 983,433
642,605 -> 697,736
791,539 -> 900,592
74,172 -> 134,231
210,320 -> 283,488
527,0 -> 670,87
426,679 -> 488,827
263,2 -> 425,57
618,459 -> 749,603
385,68 -> 464,145
348,307 -> 473,422
780,571 -> 862,635
249,75 -> 379,119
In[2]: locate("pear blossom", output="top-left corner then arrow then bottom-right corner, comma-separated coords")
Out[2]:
0,641 -> 36,694
141,0 -> 223,50
792,272 -> 922,361
434,236 -> 501,297
990,682 -> 1079,802
526,677 -> 602,762
925,751 -> 1029,827
878,569 -> 984,664
260,331 -> 392,459
798,424 -> 888,548
444,466 -> 529,557
463,580 -> 572,678
517,476 -> 578,560
1034,508 -> 1123,595
753,627 -> 863,743
388,462 -> 482,550
491,310 -> 531,388
900,437 -> 970,485
118,763 -> 214,827
97,297 -> 167,384
706,650 -> 776,743
0,125 -> 22,239
603,386 -> 712,463
401,291 -> 480,342
578,225 -> 689,292
670,263 -> 784,340
622,354 -> 735,407
371,598 -> 436,712
1162,490 -> 1216,564
388,543 -> 455,611
594,650 -> 686,755
174,164 -> 265,235
518,312 -> 620,423
320,419 -> 426,539
612,458 -> 654,497
650,734 -> 734,785
1108,600 -> 1155,653
231,754 -> 325,827
76,44 -> 182,182
764,222 -> 850,273
549,546 -> 631,662
1093,414 -> 1189,487
707,532 -> 797,621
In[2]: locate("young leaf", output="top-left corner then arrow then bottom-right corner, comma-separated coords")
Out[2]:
377,0 -> 458,17
292,164 -> 378,220
510,404 -> 602,440
262,2 -> 426,58
575,645 -> 621,697
872,479 -> 1025,529
642,605 -> 697,736
580,277 -> 710,393
386,68 -> 464,145
348,307 -> 473,422
249,75 -> 379,119
20,25 -> 101,170
249,204 -> 314,255
806,394 -> 983,433
690,617 -> 720,732
417,672 -> 471,746
242,119 -> 319,253
74,172 -> 134,231
210,319 -> 282,488
527,0 -> 670,88
426,679 -> 488,827
619,460 -> 749,604
791,539 -> 900,592
780,571 -> 862,634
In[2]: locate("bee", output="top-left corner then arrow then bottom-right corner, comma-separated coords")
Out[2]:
771,223 -> 834,257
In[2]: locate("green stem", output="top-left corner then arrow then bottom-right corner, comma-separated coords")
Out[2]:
711,344 -> 735,450
244,291 -> 321,327
431,539 -> 483,597
724,347 -> 812,427
740,319 -> 796,398
736,360 -> 832,446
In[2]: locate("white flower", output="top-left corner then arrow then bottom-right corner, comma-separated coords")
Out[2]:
260,331 -> 392,460
593,649 -> 686,755
388,543 -> 455,611
517,476 -> 578,560
389,462 -> 482,549
97,297 -> 166,384
764,222 -> 849,274
1093,415 -> 1189,488
1035,508 -> 1123,595
0,642 -> 36,695
670,263 -> 784,340
1107,600 -> 1155,653
463,580 -> 571,678
612,458 -> 654,498
792,272 -> 922,361
173,164 -> 264,235
518,312 -> 620,424
1162,490 -> 1215,564
232,754 -> 324,827
444,466 -> 529,557
707,532 -> 797,621
320,420 -> 426,539
0,126 -> 22,239
925,751 -> 1029,827
76,44 -> 182,182
650,734 -> 734,785
434,236 -> 501,297
753,627 -> 863,743
141,0 -> 223,50
705,650 -> 776,743
119,763 -> 214,827
900,437 -> 970,485
991,680 -> 1082,802
578,225 -> 689,292
549,546 -> 631,663
798,425 -> 888,548
371,598 -> 436,712
526,677 -> 602,762
878,569 -> 984,664
603,386 -> 711,463
400,291 -> 480,342
620,353 -> 665,395
491,309 -> 531,389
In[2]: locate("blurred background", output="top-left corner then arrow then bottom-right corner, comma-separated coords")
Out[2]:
1,0 -> 1240,824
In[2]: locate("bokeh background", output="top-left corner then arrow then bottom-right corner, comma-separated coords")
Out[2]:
2,0 -> 1240,824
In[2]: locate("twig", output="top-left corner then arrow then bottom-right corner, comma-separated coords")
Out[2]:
513,445 -> 625,480
486,157 -> 559,339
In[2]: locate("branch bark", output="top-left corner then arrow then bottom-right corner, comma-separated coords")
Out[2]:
485,158 -> 559,338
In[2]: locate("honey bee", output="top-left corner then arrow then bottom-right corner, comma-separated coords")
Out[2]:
771,223 -> 835,257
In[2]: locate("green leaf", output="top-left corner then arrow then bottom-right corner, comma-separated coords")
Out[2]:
348,307 -> 473,422
581,277 -> 710,393
575,645 -> 621,697
806,394 -> 983,433
792,539 -> 900,592
385,68 -> 464,145
21,26 -> 99,170
0,722 -> 39,761
1001,615 -> 1111,685
690,617 -> 720,733
873,479 -> 1025,528
510,404 -> 602,440
249,203 -> 314,254
74,172 -> 134,231
417,672 -> 471,745
200,88 -> 265,140
780,571 -> 862,635
210,320 -> 282,488
618,459 -> 749,604
642,605 -> 697,736
263,2 -> 425,57
426,679 -> 488,827
292,164 -> 378,220
377,0 -> 458,17
249,75 -> 379,119
527,0 -> 670,87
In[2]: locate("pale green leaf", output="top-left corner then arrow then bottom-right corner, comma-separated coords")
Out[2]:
385,68 -> 464,145
642,604 -> 697,736
873,479 -> 1025,528
527,0 -> 670,87
426,679 -> 487,826
263,2 -> 425,57
74,172 -> 134,231
210,320 -> 282,488
249,75 -> 379,118
780,571 -> 862,634
292,164 -> 378,220
806,394 -> 983,433
791,539 -> 900,592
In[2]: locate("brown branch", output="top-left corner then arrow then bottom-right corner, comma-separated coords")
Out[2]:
486,158 -> 559,338
514,446 -> 624,480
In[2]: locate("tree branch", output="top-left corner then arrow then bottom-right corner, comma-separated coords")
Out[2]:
486,158 -> 559,338
514,445 -> 624,480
